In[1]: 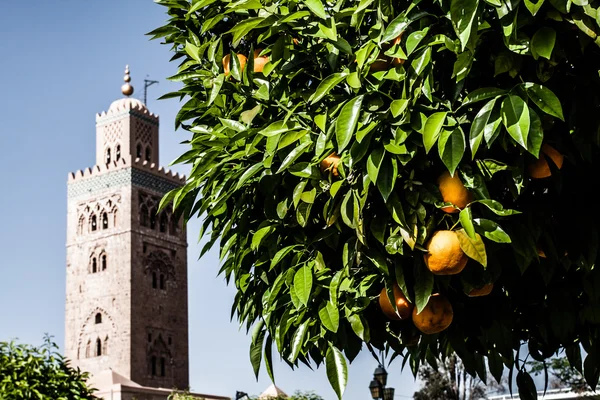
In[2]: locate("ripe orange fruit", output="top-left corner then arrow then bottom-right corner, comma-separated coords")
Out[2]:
379,284 -> 413,320
412,293 -> 453,334
538,247 -> 547,258
424,230 -> 468,275
467,283 -> 494,297
292,38 -> 300,46
391,34 -> 405,66
222,53 -> 247,76
369,58 -> 389,72
253,49 -> 269,73
528,144 -> 564,179
437,171 -> 473,213
320,153 -> 341,177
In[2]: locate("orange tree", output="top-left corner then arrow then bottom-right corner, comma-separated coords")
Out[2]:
151,0 -> 600,397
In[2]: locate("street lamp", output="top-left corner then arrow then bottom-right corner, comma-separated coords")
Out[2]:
369,365 -> 395,400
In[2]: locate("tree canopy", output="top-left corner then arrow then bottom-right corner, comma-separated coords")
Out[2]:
151,0 -> 600,397
0,336 -> 95,399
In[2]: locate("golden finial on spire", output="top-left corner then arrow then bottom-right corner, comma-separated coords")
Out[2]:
121,65 -> 134,97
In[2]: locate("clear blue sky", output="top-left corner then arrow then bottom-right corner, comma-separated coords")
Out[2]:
0,2 -> 419,399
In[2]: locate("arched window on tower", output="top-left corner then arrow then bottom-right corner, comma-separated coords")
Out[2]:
101,254 -> 107,271
145,146 -> 152,162
151,356 -> 157,376
95,313 -> 102,324
78,215 -> 85,235
102,212 -> 108,229
105,148 -> 111,164
160,357 -> 166,377
112,208 -> 118,227
159,274 -> 165,290
136,143 -> 142,159
91,214 -> 97,232
152,272 -> 157,289
96,338 -> 102,356
159,213 -> 168,233
115,145 -> 121,161
85,340 -> 91,358
92,257 -> 97,273
103,336 -> 109,356
150,208 -> 157,230
140,205 -> 149,227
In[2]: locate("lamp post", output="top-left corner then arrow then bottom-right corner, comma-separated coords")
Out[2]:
369,365 -> 395,400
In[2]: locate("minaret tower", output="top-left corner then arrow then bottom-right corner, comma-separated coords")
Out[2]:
65,66 -> 189,390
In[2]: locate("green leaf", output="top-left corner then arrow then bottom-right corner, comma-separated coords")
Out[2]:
250,324 -> 265,379
235,163 -> 263,190
326,345 -> 348,400
456,229 -> 487,267
348,314 -> 369,341
367,147 -> 385,183
451,0 -> 480,50
477,199 -> 521,215
381,11 -> 430,42
391,99 -> 409,118
474,218 -> 512,243
527,109 -> 544,158
185,41 -> 201,62
469,98 -> 499,158
517,371 -> 538,400
463,88 -> 506,106
208,74 -> 225,106
264,334 -> 274,383
423,112 -> 447,154
251,226 -> 275,250
438,128 -> 466,176
414,264 -> 434,314
531,27 -> 556,60
319,302 -> 340,332
309,73 -> 348,104
276,141 -> 312,173
366,250 -> 390,276
293,264 -> 313,306
227,17 -> 266,44
270,245 -> 298,270
289,320 -> 310,362
460,207 -> 476,239
524,0 -> 545,15
501,95 -> 530,149
302,0 -> 327,18
377,155 -> 398,202
336,96 -> 364,153
260,120 -> 300,137
523,83 -> 565,121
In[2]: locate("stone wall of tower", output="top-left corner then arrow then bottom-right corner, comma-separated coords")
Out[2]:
65,174 -> 133,378
129,183 -> 189,389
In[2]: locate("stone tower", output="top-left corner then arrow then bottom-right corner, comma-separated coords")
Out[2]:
65,66 -> 189,391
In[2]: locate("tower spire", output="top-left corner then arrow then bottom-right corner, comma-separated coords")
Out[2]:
121,65 -> 134,97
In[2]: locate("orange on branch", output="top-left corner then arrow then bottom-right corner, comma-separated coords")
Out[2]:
379,284 -> 413,320
412,293 -> 454,334
468,283 -> 494,297
222,53 -> 247,76
320,153 -> 341,177
437,170 -> 473,213
528,144 -> 564,179
252,49 -> 269,73
424,230 -> 468,275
